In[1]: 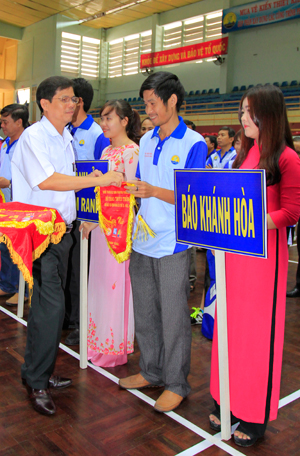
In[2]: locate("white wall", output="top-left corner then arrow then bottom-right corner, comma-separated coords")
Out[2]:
228,18 -> 300,89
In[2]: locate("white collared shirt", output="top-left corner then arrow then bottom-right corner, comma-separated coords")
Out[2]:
0,137 -> 19,202
11,116 -> 76,224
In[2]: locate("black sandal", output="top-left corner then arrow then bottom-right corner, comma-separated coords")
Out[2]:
233,424 -> 259,447
209,409 -> 239,432
209,409 -> 221,431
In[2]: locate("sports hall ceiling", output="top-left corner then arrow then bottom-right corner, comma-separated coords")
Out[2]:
1,0 -> 204,30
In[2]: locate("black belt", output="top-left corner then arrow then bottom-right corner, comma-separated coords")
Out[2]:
65,223 -> 73,234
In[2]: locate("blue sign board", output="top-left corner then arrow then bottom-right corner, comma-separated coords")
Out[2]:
222,0 -> 300,33
175,169 -> 267,258
76,160 -> 109,222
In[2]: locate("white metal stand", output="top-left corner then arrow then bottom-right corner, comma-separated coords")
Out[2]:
79,222 -> 88,369
215,249 -> 231,440
17,273 -> 25,318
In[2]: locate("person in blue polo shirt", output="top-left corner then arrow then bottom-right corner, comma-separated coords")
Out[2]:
0,104 -> 29,303
64,78 -> 110,345
206,126 -> 236,168
119,71 -> 207,413
205,135 -> 218,165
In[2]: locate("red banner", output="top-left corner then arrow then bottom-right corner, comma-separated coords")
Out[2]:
96,183 -> 135,263
140,37 -> 228,69
0,202 -> 66,292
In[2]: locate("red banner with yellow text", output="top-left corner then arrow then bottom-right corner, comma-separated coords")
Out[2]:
140,37 -> 228,69
96,183 -> 135,264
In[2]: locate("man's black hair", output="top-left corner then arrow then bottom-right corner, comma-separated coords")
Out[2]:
72,78 -> 94,113
219,126 -> 236,138
206,135 -> 217,148
0,104 -> 29,129
139,71 -> 185,112
36,76 -> 74,114
184,119 -> 196,130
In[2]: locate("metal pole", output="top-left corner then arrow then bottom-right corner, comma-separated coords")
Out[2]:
215,249 -> 231,440
17,273 -> 25,318
79,222 -> 88,369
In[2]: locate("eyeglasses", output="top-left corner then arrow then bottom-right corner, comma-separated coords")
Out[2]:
53,96 -> 79,104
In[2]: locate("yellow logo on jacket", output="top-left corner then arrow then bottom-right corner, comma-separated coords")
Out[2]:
171,155 -> 180,165
79,139 -> 85,146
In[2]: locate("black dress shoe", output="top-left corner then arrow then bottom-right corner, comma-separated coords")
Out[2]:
286,287 -> 300,298
22,376 -> 72,390
48,376 -> 72,389
65,328 -> 80,346
28,388 -> 56,415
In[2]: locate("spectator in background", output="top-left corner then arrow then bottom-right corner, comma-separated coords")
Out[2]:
224,129 -> 242,169
205,135 -> 218,164
0,104 -> 29,304
286,135 -> 300,297
184,119 -> 196,131
140,117 -> 154,137
293,136 -> 300,156
206,126 -> 236,168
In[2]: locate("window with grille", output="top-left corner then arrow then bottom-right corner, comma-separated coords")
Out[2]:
108,38 -> 123,78
162,10 -> 223,51
61,32 -> 80,75
81,37 -> 100,78
124,34 -> 139,76
108,31 -> 152,78
183,17 -> 204,46
205,11 -> 223,40
60,32 -> 100,78
163,22 -> 182,49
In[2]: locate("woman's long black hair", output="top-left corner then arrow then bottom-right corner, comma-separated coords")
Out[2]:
233,84 -> 294,186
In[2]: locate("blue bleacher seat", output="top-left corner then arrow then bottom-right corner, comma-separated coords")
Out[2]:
273,82 -> 279,87
189,91 -> 194,96
281,81 -> 288,88
208,89 -> 214,94
291,80 -> 298,87
248,85 -> 254,89
215,88 -> 219,94
132,97 -> 136,101
240,85 -> 246,91
195,90 -> 201,95
232,86 -> 239,92
202,90 -> 207,95
128,98 -> 132,102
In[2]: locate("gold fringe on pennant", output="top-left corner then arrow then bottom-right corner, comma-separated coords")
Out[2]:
0,233 -> 34,293
0,190 -> 6,203
95,186 -> 135,264
50,222 -> 66,244
0,209 -> 57,236
133,214 -> 156,242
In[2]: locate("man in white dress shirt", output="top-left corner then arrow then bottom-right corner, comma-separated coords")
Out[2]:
11,76 -> 121,416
